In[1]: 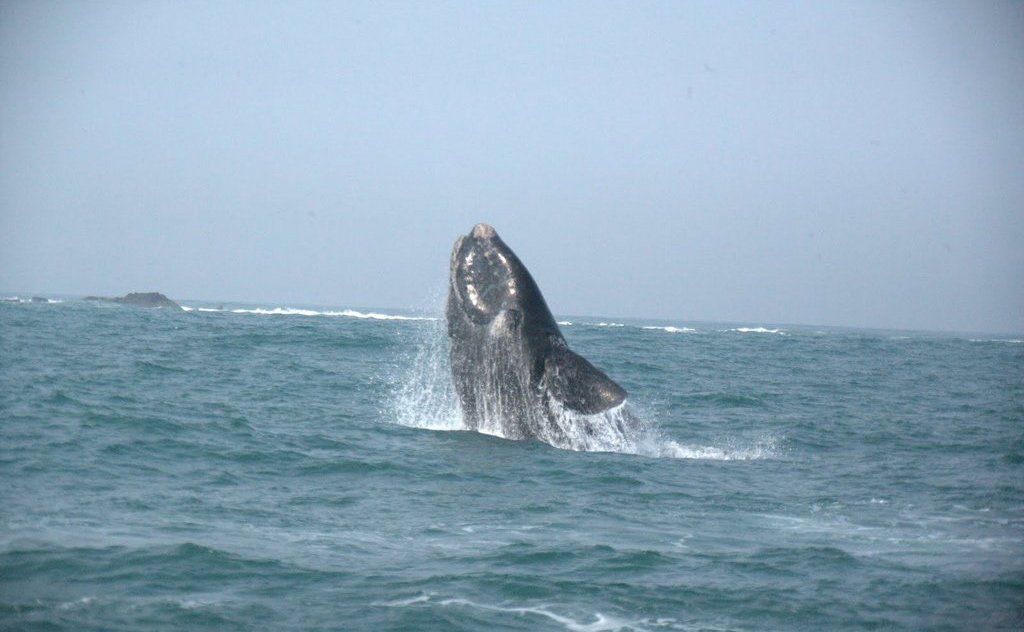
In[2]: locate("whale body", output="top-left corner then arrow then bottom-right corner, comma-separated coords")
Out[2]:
446,223 -> 630,449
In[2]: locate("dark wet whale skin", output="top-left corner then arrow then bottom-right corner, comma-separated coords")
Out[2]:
446,224 -> 627,442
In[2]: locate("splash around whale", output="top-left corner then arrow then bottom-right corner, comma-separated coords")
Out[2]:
446,223 -> 640,451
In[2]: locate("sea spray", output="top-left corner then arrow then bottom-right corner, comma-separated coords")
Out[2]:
390,318 -> 462,431
387,318 -> 775,459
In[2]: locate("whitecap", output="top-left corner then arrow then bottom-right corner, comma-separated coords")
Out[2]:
319,309 -> 432,319
730,327 -> 786,335
641,325 -> 697,334
226,307 -> 434,320
375,594 -> 432,607
378,593 -> 638,631
435,597 -> 640,632
0,296 -> 62,304
232,307 -> 321,316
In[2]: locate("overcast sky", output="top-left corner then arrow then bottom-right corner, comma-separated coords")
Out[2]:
1,1 -> 1021,333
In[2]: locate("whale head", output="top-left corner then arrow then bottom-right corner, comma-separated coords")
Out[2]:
447,223 -> 558,334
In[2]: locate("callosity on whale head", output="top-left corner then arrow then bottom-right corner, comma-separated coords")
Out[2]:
446,223 -> 627,447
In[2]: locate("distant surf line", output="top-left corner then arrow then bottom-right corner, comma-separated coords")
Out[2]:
180,305 -> 435,321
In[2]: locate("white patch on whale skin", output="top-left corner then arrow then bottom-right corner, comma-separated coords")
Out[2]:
489,310 -> 517,334
471,223 -> 497,238
465,283 -> 482,310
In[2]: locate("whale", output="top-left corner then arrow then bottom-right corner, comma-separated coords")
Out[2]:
446,223 -> 631,449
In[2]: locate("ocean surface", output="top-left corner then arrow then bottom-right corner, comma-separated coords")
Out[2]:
1,297 -> 1022,631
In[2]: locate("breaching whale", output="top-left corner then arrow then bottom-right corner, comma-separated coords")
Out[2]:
446,223 -> 631,449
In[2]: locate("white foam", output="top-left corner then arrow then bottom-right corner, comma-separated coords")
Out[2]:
177,599 -> 216,610
968,338 -> 1023,344
435,597 -> 639,632
57,597 -> 94,610
593,322 -> 625,327
378,593 -> 634,631
653,437 -> 778,460
529,400 -> 648,453
1,296 -> 62,304
376,594 -> 432,607
233,307 -> 320,316
557,321 -> 573,326
642,326 -> 697,334
730,327 -> 786,335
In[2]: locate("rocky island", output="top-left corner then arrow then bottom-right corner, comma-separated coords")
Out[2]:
84,292 -> 184,310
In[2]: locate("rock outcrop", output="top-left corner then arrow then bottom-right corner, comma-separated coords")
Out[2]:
84,292 -> 183,310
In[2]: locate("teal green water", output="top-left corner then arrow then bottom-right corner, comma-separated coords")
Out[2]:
1,299 -> 1022,631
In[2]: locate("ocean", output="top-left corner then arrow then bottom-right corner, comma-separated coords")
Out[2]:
1,297 -> 1022,631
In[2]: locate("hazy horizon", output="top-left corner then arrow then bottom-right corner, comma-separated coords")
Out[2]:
3,287 -> 1020,338
2,2 -> 1022,335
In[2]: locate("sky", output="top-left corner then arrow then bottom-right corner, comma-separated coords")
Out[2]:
1,1 -> 1022,333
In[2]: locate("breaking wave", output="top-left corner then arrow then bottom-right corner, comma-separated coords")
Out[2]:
730,327 -> 786,335
1,296 -> 63,304
642,325 -> 697,334
180,305 -> 434,320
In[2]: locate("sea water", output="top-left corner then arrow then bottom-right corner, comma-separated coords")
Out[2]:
1,298 -> 1021,631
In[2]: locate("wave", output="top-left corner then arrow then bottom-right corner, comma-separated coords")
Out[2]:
1,296 -> 63,304
180,306 -> 223,313
968,338 -> 1023,344
377,593 -> 647,632
180,305 -> 434,321
592,322 -> 625,327
641,325 -> 697,334
730,327 -> 786,335
557,320 -> 573,326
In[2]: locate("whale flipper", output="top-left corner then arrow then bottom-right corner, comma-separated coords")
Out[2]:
543,343 -> 626,414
